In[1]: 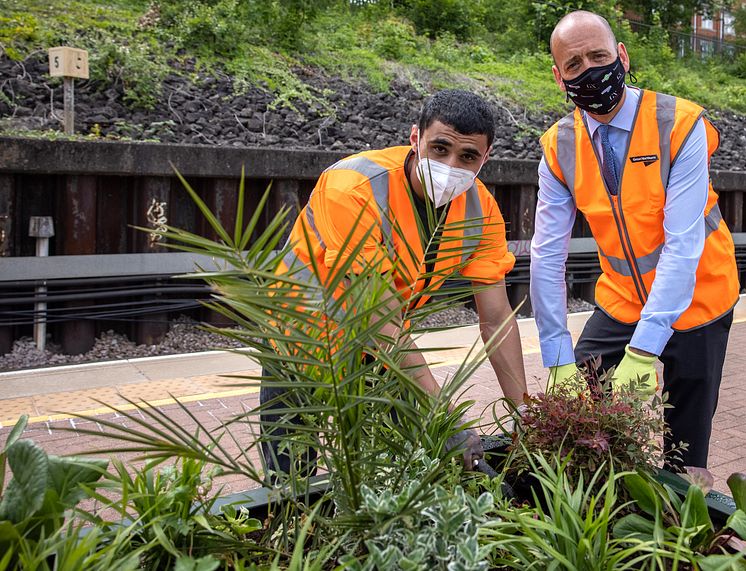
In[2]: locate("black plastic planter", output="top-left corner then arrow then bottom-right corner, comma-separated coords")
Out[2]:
478,433 -> 738,526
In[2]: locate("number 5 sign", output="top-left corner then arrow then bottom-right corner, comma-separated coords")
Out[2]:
48,47 -> 89,79
48,47 -> 89,135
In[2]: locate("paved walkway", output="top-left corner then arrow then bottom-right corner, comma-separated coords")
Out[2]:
1,298 -> 745,495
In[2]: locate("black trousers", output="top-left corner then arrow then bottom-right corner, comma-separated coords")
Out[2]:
259,354 -> 386,480
574,308 -> 733,469
259,381 -> 318,481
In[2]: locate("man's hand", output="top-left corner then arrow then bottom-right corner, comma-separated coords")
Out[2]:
547,362 -> 580,392
445,427 -> 484,470
612,345 -> 658,397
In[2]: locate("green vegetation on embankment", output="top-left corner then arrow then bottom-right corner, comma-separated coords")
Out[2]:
2,0 -> 746,113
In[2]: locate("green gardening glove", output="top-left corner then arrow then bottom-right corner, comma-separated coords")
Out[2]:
547,362 -> 580,393
611,345 -> 658,397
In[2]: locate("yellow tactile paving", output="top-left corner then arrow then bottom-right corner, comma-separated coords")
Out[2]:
116,378 -> 206,401
33,387 -> 122,416
0,337 -> 543,428
0,387 -> 262,427
423,344 -> 540,368
191,369 -> 262,391
0,397 -> 38,420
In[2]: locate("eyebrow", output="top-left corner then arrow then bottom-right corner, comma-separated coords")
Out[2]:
564,49 -> 612,69
429,137 -> 453,147
429,136 -> 480,156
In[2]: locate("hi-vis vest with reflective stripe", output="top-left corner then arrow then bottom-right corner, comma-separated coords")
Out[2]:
281,146 -> 514,311
541,89 -> 739,330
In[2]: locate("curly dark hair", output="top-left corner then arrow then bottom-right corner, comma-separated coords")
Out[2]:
417,89 -> 495,147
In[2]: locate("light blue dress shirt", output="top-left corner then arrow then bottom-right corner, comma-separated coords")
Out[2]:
530,86 -> 709,367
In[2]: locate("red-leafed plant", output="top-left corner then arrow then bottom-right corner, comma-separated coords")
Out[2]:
510,366 -> 680,484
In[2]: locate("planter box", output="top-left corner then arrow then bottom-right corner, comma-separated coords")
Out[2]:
478,434 -> 738,526
655,469 -> 737,526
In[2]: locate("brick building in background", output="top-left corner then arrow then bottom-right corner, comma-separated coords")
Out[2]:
689,6 -> 743,57
624,2 -> 745,57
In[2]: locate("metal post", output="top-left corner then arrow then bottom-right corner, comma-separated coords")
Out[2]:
29,216 -> 54,351
63,77 -> 74,135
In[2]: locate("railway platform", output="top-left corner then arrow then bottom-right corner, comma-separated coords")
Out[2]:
1,299 -> 745,495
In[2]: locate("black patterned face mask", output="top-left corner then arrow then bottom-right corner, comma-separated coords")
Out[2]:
562,57 -> 626,115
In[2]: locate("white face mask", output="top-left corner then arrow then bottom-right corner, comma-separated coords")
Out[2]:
415,133 -> 485,208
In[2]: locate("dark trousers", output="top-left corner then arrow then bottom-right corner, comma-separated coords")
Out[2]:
259,381 -> 318,481
574,308 -> 733,469
259,356 -> 396,480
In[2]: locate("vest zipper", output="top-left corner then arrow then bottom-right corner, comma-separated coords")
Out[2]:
609,194 -> 647,305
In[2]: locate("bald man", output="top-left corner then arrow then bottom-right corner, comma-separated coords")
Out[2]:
530,11 -> 739,469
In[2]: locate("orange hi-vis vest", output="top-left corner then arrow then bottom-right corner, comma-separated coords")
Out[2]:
541,89 -> 739,330
280,146 -> 515,310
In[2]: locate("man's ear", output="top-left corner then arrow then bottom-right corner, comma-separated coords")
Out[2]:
618,42 -> 630,73
409,124 -> 419,150
552,65 -> 565,91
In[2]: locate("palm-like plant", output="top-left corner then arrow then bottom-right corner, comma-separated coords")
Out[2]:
67,167 -> 514,561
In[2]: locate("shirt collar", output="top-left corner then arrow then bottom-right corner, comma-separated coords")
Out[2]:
585,86 -> 640,139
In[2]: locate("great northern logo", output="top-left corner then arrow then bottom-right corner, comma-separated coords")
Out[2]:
629,154 -> 659,166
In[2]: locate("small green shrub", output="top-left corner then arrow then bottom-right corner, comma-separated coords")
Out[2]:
733,52 -> 746,80
0,13 -> 39,60
372,17 -> 419,61
339,449 -> 499,571
157,0 -> 248,58
430,32 -> 461,64
94,456 -> 232,570
468,45 -> 494,64
0,415 -> 110,570
89,36 -> 168,109
401,0 -> 481,41
483,454 -> 648,570
614,469 -> 746,566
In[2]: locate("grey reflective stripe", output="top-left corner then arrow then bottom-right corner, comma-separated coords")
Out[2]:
325,156 -> 392,249
283,249 -> 322,290
305,204 -> 325,249
636,243 -> 663,274
283,249 -> 346,320
461,183 -> 484,263
599,203 -> 722,279
598,243 -> 662,277
556,113 -> 577,197
705,203 -> 722,236
598,245 -> 633,277
656,92 -> 676,192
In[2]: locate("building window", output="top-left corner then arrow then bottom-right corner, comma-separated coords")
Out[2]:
724,12 -> 735,36
700,39 -> 715,57
701,16 -> 714,30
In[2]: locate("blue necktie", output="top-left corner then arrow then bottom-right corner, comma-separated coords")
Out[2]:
599,124 -> 619,195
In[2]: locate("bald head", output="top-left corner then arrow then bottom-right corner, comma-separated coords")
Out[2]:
550,11 -> 617,61
549,9 -> 630,119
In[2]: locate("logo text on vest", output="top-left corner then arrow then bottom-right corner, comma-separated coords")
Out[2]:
629,154 -> 659,166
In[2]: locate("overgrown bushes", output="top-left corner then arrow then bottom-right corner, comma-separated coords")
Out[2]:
4,0 -> 746,116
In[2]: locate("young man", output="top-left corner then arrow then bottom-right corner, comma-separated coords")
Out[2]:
262,89 -> 528,475
530,11 -> 739,468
